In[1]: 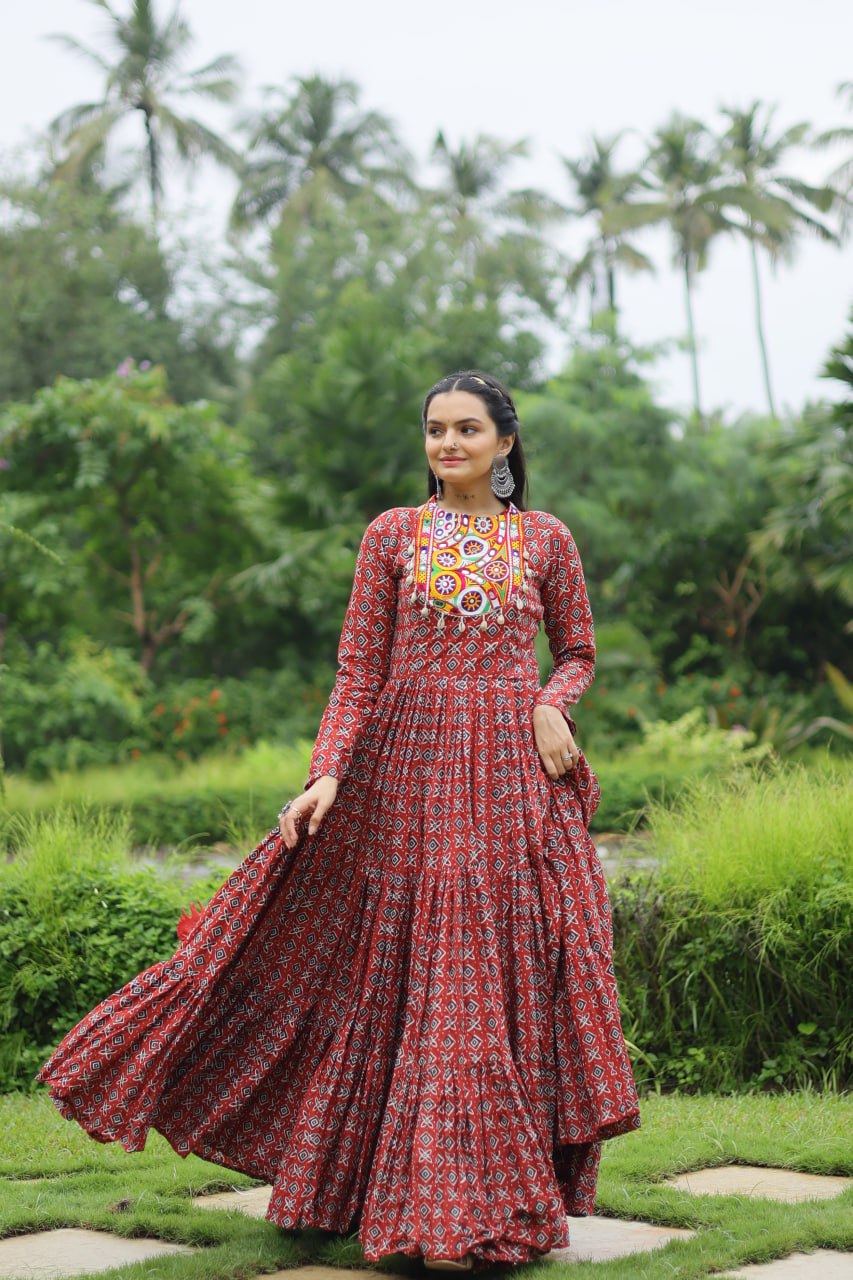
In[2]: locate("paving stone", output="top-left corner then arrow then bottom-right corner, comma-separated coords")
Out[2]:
666,1164 -> 853,1202
720,1250 -> 853,1278
195,1193 -> 693,1267
193,1183 -> 273,1217
546,1214 -> 694,1263
0,1228 -> 195,1279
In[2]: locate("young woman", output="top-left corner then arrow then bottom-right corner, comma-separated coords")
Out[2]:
39,371 -> 640,1271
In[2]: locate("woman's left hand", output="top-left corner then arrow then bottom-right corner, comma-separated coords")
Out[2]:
533,703 -> 580,779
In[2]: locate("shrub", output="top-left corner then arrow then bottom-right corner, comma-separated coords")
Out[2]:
0,809 -> 225,1091
612,760 -> 853,1092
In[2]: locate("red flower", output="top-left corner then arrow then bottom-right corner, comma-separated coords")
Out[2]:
176,902 -> 206,942
209,689 -> 222,705
729,685 -> 742,698
131,748 -> 141,759
216,712 -> 227,725
153,703 -> 166,717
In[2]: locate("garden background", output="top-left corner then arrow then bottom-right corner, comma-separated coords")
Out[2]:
1,0 -> 851,1111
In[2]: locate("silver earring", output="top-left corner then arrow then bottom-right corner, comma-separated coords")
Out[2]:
433,474 -> 444,499
491,454 -> 514,499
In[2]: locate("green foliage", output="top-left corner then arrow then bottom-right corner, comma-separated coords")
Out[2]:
0,178 -> 235,407
0,809 -> 205,1090
613,762 -> 853,1091
0,740 -> 309,851
0,365 -> 267,675
1,640 -> 147,775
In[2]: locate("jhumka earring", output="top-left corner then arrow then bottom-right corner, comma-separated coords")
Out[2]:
491,454 -> 514,499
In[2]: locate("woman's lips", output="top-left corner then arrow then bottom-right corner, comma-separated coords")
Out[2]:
440,458 -> 464,465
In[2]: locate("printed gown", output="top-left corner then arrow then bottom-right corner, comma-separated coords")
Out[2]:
38,501 -> 641,1267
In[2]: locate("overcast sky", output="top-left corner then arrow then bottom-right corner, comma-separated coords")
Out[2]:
3,0 -> 852,417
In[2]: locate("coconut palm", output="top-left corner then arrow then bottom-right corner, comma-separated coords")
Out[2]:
604,115 -> 735,422
561,132 -> 654,333
429,131 -> 563,311
814,81 -> 853,238
714,101 -> 839,419
48,0 -> 241,220
231,75 -> 411,229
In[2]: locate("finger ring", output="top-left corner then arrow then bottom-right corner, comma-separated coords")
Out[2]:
277,801 -> 293,820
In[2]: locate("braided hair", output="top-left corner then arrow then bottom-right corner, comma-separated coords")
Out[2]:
421,370 -> 528,509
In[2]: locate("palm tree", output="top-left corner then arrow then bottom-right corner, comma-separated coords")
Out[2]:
714,101 -> 839,419
49,0 -> 241,220
604,115 -> 735,422
815,81 -> 853,239
231,75 -> 411,229
429,131 -> 562,311
561,132 -> 654,334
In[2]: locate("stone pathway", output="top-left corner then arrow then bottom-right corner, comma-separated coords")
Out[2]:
193,1184 -> 694,1265
720,1251 -> 853,1278
2,1164 -> 851,1278
0,1228 -> 194,1278
665,1164 -> 853,1202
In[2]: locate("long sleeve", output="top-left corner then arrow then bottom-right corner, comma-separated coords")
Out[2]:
306,509 -> 400,788
532,516 -> 595,721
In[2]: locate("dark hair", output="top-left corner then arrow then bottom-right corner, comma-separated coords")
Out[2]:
421,369 -> 528,510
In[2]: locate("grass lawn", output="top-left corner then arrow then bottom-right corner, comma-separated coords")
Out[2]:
1,1091 -> 851,1278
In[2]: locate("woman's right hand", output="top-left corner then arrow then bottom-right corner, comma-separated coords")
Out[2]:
281,776 -> 339,849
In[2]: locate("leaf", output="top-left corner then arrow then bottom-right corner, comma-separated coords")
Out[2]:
824,662 -> 853,715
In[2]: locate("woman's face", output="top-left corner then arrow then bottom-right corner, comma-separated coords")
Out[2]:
424,390 -> 512,489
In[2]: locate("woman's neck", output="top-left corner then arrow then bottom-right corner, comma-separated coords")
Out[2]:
436,480 -> 508,517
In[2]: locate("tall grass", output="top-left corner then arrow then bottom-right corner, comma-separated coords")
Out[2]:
1,740 -> 312,814
651,757 -> 853,906
0,741 -> 312,853
613,760 -> 853,1092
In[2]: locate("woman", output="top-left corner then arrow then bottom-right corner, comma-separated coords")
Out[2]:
38,370 -> 640,1271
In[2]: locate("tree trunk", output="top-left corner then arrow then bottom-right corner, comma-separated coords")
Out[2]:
606,240 -> 617,336
143,107 -> 160,225
683,255 -> 704,425
749,232 -> 779,420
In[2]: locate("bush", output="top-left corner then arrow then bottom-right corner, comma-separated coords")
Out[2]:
2,763 -> 851,1093
1,641 -> 332,777
612,760 -> 853,1092
0,810 -> 225,1091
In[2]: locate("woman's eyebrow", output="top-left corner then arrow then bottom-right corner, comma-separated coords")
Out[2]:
425,415 -> 484,425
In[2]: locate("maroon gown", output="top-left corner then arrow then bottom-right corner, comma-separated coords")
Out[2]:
38,500 -> 640,1267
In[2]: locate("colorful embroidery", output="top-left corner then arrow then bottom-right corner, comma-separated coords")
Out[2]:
407,498 -> 525,626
